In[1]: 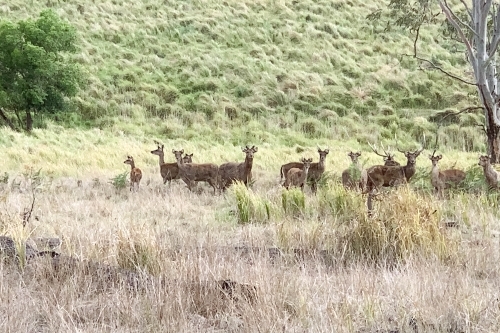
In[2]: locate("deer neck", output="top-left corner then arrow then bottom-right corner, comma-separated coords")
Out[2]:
402,161 -> 416,180
129,161 -> 136,170
317,159 -> 325,171
244,156 -> 253,173
431,164 -> 440,181
301,167 -> 310,182
483,163 -> 497,178
157,153 -> 165,165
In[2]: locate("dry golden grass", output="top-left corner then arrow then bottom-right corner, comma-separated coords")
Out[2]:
1,152 -> 500,331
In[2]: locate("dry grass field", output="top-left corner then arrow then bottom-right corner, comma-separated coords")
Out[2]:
1,128 -> 500,332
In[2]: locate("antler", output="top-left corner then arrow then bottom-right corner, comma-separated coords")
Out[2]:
369,142 -> 392,158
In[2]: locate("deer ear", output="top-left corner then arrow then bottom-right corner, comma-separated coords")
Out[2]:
325,149 -> 330,154
172,149 -> 175,153
253,146 -> 258,152
438,154 -> 442,159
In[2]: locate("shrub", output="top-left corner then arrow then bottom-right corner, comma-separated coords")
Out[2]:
232,182 -> 271,224
110,171 -> 128,189
281,188 -> 306,217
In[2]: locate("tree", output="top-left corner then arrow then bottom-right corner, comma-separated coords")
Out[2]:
370,0 -> 500,162
0,10 -> 83,131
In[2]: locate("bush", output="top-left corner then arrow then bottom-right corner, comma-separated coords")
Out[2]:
281,188 -> 306,217
232,182 -> 271,224
110,171 -> 128,190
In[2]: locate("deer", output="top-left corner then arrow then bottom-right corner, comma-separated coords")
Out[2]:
172,149 -> 219,194
368,142 -> 400,166
478,155 -> 500,190
151,143 -> 181,184
364,147 -> 423,215
124,155 -> 142,192
280,148 -> 329,193
428,152 -> 466,198
183,153 -> 193,164
283,158 -> 313,191
218,145 -> 258,192
342,151 -> 365,191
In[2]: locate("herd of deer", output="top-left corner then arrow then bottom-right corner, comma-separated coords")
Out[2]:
122,142 -> 500,202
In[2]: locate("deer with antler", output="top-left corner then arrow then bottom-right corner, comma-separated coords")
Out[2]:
280,148 -> 329,193
364,147 -> 424,215
172,149 -> 219,194
124,155 -> 142,191
368,142 -> 400,166
342,151 -> 366,191
478,155 -> 500,190
428,151 -> 466,198
219,145 -> 258,192
283,158 -> 313,191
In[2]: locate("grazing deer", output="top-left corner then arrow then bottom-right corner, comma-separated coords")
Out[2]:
478,155 -> 500,190
280,148 -> 329,193
219,145 -> 258,192
342,151 -> 365,191
172,149 -> 219,194
429,152 -> 466,198
364,147 -> 423,215
283,158 -> 313,191
368,142 -> 400,166
124,156 -> 142,191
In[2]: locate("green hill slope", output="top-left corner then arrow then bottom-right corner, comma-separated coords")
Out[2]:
2,0 -> 483,150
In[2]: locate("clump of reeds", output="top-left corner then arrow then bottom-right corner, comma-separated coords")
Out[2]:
281,188 -> 306,217
232,181 -> 272,224
341,186 -> 454,265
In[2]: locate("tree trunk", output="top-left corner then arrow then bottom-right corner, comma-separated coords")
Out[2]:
26,109 -> 33,132
0,107 -> 16,131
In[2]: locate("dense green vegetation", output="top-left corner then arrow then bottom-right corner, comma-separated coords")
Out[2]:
0,0 -> 483,151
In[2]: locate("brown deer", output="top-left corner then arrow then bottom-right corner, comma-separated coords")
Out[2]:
219,145 -> 258,192
151,143 -> 180,184
478,155 -> 500,190
280,148 -> 329,193
429,152 -> 466,198
283,158 -> 313,191
368,142 -> 400,166
342,151 -> 365,191
124,156 -> 142,191
364,147 -> 423,215
172,149 -> 219,194
183,153 -> 193,164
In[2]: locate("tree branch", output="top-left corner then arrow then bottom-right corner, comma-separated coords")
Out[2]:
459,0 -> 473,21
487,5 -> 500,58
404,54 -> 477,85
442,0 -> 478,38
439,1 -> 477,67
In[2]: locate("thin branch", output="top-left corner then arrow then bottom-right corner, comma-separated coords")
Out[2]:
487,5 -> 500,58
442,0 -> 478,38
412,25 -> 420,57
404,54 -> 477,85
459,0 -> 473,21
439,1 -> 477,66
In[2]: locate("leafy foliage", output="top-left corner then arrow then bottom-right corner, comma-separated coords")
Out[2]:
0,10 -> 84,131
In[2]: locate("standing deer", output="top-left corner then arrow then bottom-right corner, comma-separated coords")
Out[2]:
342,151 -> 365,191
283,158 -> 313,191
280,148 -> 329,193
478,155 -> 500,190
429,152 -> 466,198
124,155 -> 142,192
218,145 -> 258,192
172,149 -> 219,194
151,144 -> 180,184
364,147 -> 423,215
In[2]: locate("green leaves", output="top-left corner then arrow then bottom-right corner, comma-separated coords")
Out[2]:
0,10 -> 84,131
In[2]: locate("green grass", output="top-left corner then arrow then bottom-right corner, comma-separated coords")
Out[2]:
1,0 -> 484,151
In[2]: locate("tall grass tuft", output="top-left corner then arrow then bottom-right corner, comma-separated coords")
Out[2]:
341,187 -> 454,265
318,182 -> 365,222
281,188 -> 306,217
231,181 -> 272,224
116,231 -> 161,275
110,171 -> 128,190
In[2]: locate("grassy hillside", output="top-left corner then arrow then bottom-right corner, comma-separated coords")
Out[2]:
1,0 -> 483,151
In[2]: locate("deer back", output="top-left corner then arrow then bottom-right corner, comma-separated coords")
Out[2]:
281,162 -> 303,179
179,163 -> 219,181
160,163 -> 180,181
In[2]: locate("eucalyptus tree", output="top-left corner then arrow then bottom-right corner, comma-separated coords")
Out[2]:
371,0 -> 500,162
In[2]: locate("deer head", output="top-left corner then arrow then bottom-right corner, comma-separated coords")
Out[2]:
348,151 -> 361,163
478,155 -> 492,167
317,148 -> 330,163
242,145 -> 258,159
300,157 -> 313,170
369,142 -> 399,166
150,143 -> 165,155
428,152 -> 443,167
172,149 -> 184,163
398,147 -> 424,166
124,155 -> 134,165
183,153 -> 193,163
